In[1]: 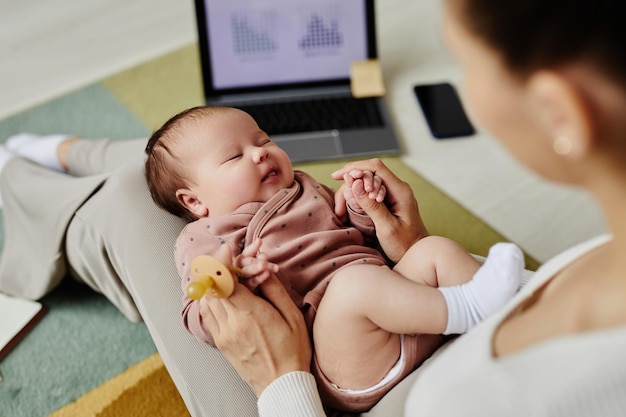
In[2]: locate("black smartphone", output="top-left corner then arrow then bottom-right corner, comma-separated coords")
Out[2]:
413,82 -> 475,139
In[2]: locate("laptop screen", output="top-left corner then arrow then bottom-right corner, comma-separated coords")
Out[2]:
196,0 -> 374,94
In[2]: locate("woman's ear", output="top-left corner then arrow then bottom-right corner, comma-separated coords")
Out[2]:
526,71 -> 595,158
176,189 -> 209,218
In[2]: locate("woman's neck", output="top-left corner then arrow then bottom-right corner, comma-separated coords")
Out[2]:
586,162 -> 626,267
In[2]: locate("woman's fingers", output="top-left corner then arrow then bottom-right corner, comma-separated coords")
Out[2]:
332,158 -> 429,261
257,275 -> 301,325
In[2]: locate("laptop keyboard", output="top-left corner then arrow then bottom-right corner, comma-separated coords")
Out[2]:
234,96 -> 384,135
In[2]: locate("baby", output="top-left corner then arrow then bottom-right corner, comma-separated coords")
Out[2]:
144,106 -> 523,412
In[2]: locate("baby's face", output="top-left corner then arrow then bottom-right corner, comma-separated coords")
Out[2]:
176,109 -> 294,218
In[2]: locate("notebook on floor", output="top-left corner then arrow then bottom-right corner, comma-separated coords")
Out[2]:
193,0 -> 400,163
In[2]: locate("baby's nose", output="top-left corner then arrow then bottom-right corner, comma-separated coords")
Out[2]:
253,147 -> 269,163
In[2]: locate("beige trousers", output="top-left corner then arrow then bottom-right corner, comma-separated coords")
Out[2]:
0,139 -> 258,417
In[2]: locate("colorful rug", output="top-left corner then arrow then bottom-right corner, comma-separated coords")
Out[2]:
49,354 -> 189,417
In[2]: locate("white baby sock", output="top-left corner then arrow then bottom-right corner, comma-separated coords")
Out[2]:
6,133 -> 69,172
438,242 -> 523,335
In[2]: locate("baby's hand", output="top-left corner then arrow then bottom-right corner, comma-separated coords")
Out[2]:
342,169 -> 386,213
236,239 -> 279,292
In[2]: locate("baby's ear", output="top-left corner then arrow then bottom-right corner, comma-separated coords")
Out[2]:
176,189 -> 209,218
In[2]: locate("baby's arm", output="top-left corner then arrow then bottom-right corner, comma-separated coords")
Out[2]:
235,239 -> 279,292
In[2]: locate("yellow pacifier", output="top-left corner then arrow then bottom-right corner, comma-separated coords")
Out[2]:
186,255 -> 242,300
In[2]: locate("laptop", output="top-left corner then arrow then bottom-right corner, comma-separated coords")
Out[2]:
193,0 -> 400,163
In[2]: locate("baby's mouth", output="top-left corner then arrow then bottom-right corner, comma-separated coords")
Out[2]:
262,169 -> 278,182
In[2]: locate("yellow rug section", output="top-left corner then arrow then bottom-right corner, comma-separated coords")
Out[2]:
49,353 -> 189,417
103,44 -> 204,131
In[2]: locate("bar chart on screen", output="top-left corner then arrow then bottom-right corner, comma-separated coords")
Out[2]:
299,9 -> 344,52
231,11 -> 279,55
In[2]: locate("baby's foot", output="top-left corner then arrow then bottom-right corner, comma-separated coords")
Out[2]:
438,243 -> 523,334
6,133 -> 69,172
466,243 -> 523,317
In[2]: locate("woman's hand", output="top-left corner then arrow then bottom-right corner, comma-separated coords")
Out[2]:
339,169 -> 386,214
200,245 -> 312,396
332,158 -> 429,262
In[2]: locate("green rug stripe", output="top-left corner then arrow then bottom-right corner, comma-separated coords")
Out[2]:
0,281 -> 157,417
0,82 -> 151,141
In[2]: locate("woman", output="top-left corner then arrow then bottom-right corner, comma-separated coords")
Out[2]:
201,0 -> 626,415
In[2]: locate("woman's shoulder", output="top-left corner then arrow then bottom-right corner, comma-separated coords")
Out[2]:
520,234 -> 612,293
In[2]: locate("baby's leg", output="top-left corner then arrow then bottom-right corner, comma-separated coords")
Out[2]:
438,242 -> 523,334
313,243 -> 524,389
393,235 -> 481,287
393,236 -> 523,334
313,264 -> 448,390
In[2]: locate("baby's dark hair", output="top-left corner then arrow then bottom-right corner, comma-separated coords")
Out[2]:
451,0 -> 626,89
144,106 -> 233,222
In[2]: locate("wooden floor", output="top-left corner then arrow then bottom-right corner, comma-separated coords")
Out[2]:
0,0 -> 196,120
